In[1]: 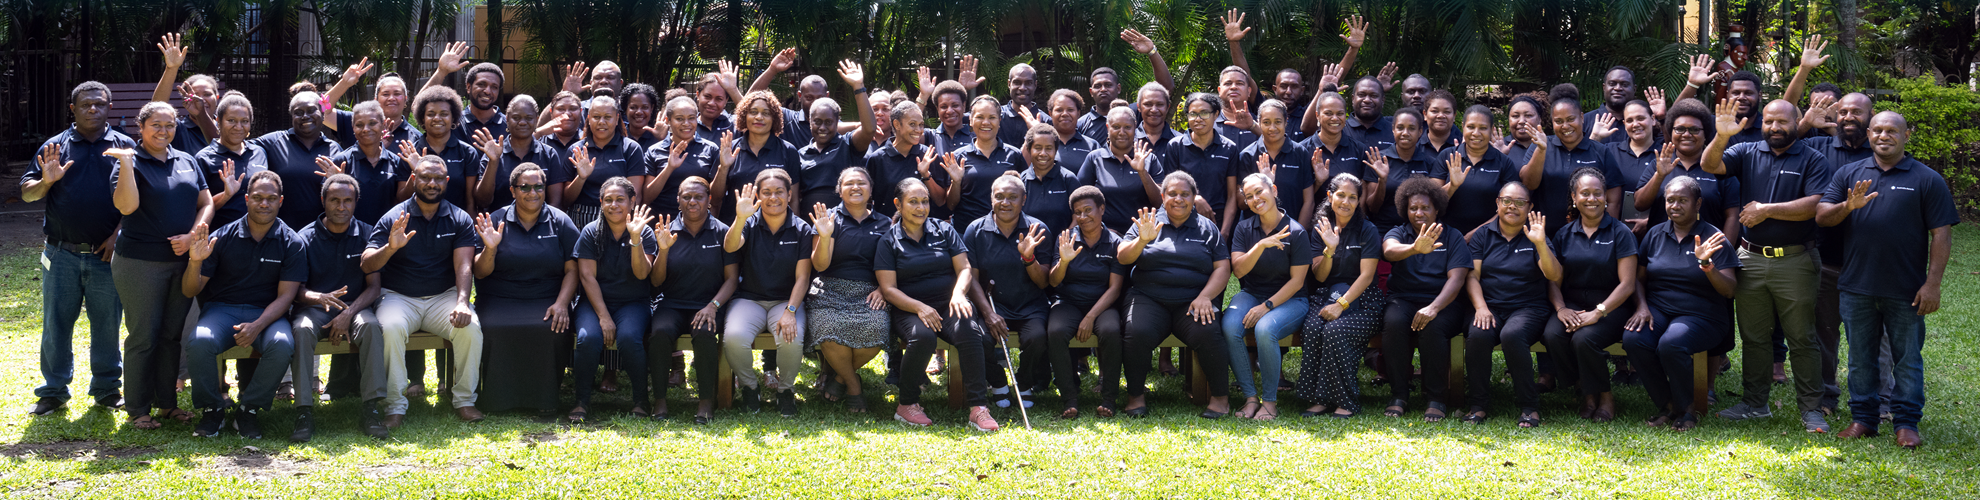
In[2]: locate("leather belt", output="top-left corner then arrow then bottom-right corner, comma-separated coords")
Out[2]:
1739,239 -> 1805,258
48,240 -> 97,254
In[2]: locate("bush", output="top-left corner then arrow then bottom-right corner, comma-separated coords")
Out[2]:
1883,75 -> 1980,216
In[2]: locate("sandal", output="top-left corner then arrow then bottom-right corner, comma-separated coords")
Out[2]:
1517,410 -> 1541,428
1590,407 -> 1615,423
845,395 -> 868,414
1460,411 -> 1488,425
1644,415 -> 1672,428
1424,402 -> 1448,423
127,415 -> 162,430
158,408 -> 194,422
631,406 -> 651,419
1252,405 -> 1278,422
1382,399 -> 1407,418
1671,414 -> 1699,432
1236,398 -> 1261,419
566,407 -> 588,424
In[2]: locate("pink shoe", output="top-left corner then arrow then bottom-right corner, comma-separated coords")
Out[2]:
966,406 -> 1000,432
894,404 -> 933,427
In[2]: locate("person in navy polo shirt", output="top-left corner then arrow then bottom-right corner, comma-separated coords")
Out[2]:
876,177 -> 1000,431
321,61 -> 417,149
1611,98 -> 1663,231
1160,93 -> 1242,233
1236,100 -> 1315,230
1701,98 -> 1833,433
1222,173 -> 1310,421
361,155 -> 486,424
720,91 -> 803,223
946,96 -> 1026,228
862,102 -> 951,219
1497,96 -> 1546,166
1365,107 -> 1449,234
1078,107 -> 1164,232
109,102 -> 214,430
292,173 -> 389,440
721,169 -> 815,417
1523,84 -> 1624,236
565,95 -> 648,229
1076,68 -> 1122,143
1294,174 -> 1387,418
644,96 -> 723,218
1817,111 -> 1956,449
484,96 -> 569,210
1045,186 -> 1128,418
406,85 -> 496,215
468,163 -> 578,416
1541,168 -> 1640,423
181,171 -> 303,439
964,174 -> 1056,410
1445,106 -> 1544,234
150,34 -> 221,155
1016,125 -> 1081,233
655,177 -> 739,424
1133,83 -> 1181,149
322,100 -> 413,226
1800,92 -> 1878,415
1298,92 -> 1370,213
195,93 -> 270,228
794,61 -> 877,217
1460,182 -> 1561,427
1344,77 -> 1395,150
804,169 -> 892,415
570,177 -> 658,422
1118,172 -> 1234,419
1038,90 -> 1103,169
1624,174 -> 1739,432
996,64 -> 1046,150
251,87 -> 342,230
1378,177 -> 1471,422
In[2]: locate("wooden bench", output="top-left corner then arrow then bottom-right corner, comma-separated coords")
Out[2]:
1450,339 -> 1710,416
217,331 -> 459,391
104,82 -> 222,137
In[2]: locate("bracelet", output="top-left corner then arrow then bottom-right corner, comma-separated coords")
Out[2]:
853,87 -> 867,94
1685,81 -> 1699,90
709,299 -> 722,309
1021,254 -> 1035,264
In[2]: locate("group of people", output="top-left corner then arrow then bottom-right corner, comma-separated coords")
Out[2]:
23,16 -> 1951,449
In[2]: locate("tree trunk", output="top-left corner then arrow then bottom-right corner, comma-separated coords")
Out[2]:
1833,0 -> 1859,84
486,0 -> 502,65
411,0 -> 432,82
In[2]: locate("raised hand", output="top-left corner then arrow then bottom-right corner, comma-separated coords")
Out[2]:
716,130 -> 738,167
1804,92 -> 1840,129
1693,233 -> 1726,271
916,147 -> 938,180
1524,211 -> 1547,244
1376,62 -> 1399,92
1515,120 -> 1547,146
474,212 -> 505,249
562,61 -> 589,94
158,33 -> 188,69
1654,142 -> 1678,178
1314,214 -> 1340,249
396,139 -> 422,162
179,83 -> 208,119
1016,105 -> 1043,130
1317,63 -> 1344,92
1223,99 -> 1255,129
473,128 -> 501,164
338,57 -> 375,87
1311,151 -> 1330,185
1343,15 -> 1368,48
1645,86 -> 1667,116
810,202 -> 835,236
652,213 -> 677,250
1844,179 -> 1879,211
715,60 -> 739,91
387,214 -> 417,250
218,160 -> 239,196
1056,228 -> 1079,261
1587,112 -> 1618,141
102,147 -> 137,165
1256,225 -> 1292,250
185,223 -> 213,261
1017,224 -> 1047,261
314,155 -> 346,178
1410,222 -> 1444,255
1685,53 -> 1716,87
1364,146 -> 1390,179
939,152 -> 965,184
663,140 -> 690,172
437,41 -> 472,75
1120,28 -> 1157,55
837,59 -> 865,89
1447,151 -> 1470,188
570,143 -> 595,179
768,47 -> 798,74
627,204 -> 654,234
916,66 -> 936,94
1252,149 -> 1275,177
1713,98 -> 1749,137
1128,141 -> 1154,175
1492,127 -> 1510,153
36,143 -> 73,183
734,182 -> 760,222
1132,207 -> 1163,242
1799,34 -> 1831,70
1221,8 -> 1252,42
957,54 -> 985,91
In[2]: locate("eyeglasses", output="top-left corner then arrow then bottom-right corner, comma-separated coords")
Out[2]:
1497,197 -> 1530,208
1671,126 -> 1705,135
513,184 -> 546,192
1186,111 -> 1216,119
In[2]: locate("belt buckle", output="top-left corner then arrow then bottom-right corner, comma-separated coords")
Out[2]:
1763,246 -> 1784,258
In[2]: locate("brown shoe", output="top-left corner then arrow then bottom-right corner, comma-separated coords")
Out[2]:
1836,422 -> 1877,439
1895,428 -> 1922,449
382,414 -> 405,429
455,406 -> 485,423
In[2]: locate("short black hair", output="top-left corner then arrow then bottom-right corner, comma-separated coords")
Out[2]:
70,81 -> 110,105
465,62 -> 504,85
1810,82 -> 1844,98
1395,176 -> 1448,217
1605,66 -> 1635,80
1729,71 -> 1762,89
411,85 -> 462,128
1663,98 -> 1716,139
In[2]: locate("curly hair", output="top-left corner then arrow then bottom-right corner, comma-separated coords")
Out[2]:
736,90 -> 785,137
1395,176 -> 1448,219
411,85 -> 462,131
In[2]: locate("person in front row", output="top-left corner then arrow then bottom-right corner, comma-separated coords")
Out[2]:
1460,182 -> 1560,427
876,177 -> 1001,431
1118,171 -> 1234,419
182,171 -> 302,439
292,173 -> 389,440
653,176 -> 739,424
1045,186 -> 1127,418
1223,173 -> 1310,421
722,169 -> 816,417
469,163 -> 579,416
361,155 -> 486,424
964,173 -> 1056,409
1295,174 -> 1386,418
1624,175 -> 1738,432
1379,177 -> 1471,422
1541,168 -> 1640,423
570,177 -> 658,422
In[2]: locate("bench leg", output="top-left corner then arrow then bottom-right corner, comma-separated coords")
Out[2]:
946,346 -> 965,410
1692,352 -> 1708,416
1186,348 -> 1208,406
1447,336 -> 1466,408
717,350 -> 733,409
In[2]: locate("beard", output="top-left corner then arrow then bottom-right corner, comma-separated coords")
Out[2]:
1839,121 -> 1867,145
416,188 -> 445,205
1765,131 -> 1795,150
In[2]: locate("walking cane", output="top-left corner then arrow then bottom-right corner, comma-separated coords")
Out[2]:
985,279 -> 1032,429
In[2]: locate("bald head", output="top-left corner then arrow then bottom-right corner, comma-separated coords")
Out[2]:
1868,111 -> 1911,161
1008,64 -> 1039,106
795,75 -> 829,110
1761,99 -> 1801,150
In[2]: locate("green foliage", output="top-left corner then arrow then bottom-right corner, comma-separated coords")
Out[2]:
1883,75 -> 1980,205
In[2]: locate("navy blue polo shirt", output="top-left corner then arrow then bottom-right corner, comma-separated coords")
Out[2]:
1640,220 -> 1740,323
797,133 -> 865,202
1230,211 -> 1311,299
1384,224 -> 1473,303
1214,115 -> 1260,148
1729,122 -> 1764,146
167,116 -> 209,156
1466,221 -> 1552,310
1075,107 -> 1108,144
876,218 -> 970,305
1315,215 -> 1380,289
1055,228 -> 1126,307
693,112 -> 735,145
1443,147 -> 1524,234
656,215 -> 736,310
457,109 -> 506,143
1055,133 -> 1102,170
1237,139 -> 1315,218
29,126 -> 134,245
476,205 -> 579,301
1019,165 -> 1081,233
407,131 -> 489,210
1504,141 -> 1539,167
1159,133 -> 1242,216
964,215 -> 1057,321
1803,136 -> 1875,268
251,129 -> 343,229
488,138 -> 569,211
331,110 -> 416,150
1536,136 -> 1625,234
1345,115 -> 1395,150
1550,215 -> 1639,307
298,217 -> 373,296
1610,141 -> 1661,195
1821,156 -> 1959,300
778,107 -> 811,151
630,129 -> 663,151
1719,140 -> 1831,246
721,136 -> 801,221
367,199 -> 477,297
733,213 -> 816,302
997,103 -> 1046,150
569,136 -> 647,208
1139,126 -> 1180,150
575,219 -> 658,305
113,147 -> 208,262
1637,161 -> 1742,229
197,219 -> 306,306
641,136 -> 718,215
950,142 -> 1025,226
1302,133 -> 1368,187
930,124 -> 974,156
1077,147 -> 1166,231
1369,146 -> 1450,230
1582,109 -> 1632,146
326,146 -> 407,226
861,141 -> 951,219
194,141 -> 270,228
1123,213 -> 1229,303
816,205 -> 893,283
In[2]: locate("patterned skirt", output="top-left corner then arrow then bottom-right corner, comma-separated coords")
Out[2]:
806,277 -> 890,349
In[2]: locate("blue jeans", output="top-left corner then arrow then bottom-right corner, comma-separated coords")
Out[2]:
1839,292 -> 1927,430
1223,291 -> 1309,402
185,303 -> 294,410
574,301 -> 651,407
36,243 -> 124,401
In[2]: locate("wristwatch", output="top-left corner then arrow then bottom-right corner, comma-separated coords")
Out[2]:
785,304 -> 799,313
1336,296 -> 1352,308
1594,303 -> 1609,317
709,299 -> 722,309
1263,300 -> 1276,310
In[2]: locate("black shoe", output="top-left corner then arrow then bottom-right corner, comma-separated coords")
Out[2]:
1198,409 -> 1229,419
739,385 -> 762,414
1123,406 -> 1151,418
234,406 -> 264,439
94,393 -> 124,409
27,397 -> 64,416
777,390 -> 798,417
360,398 -> 390,440
288,407 -> 315,443
194,408 -> 228,437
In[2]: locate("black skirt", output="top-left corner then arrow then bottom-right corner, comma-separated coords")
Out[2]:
476,296 -> 567,413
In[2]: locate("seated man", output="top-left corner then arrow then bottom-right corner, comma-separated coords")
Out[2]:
181,171 -> 304,439
292,173 -> 388,441
361,155 -> 485,423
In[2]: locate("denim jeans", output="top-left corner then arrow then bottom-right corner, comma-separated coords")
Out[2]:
575,301 -> 651,407
1839,292 -> 1927,430
185,303 -> 294,410
1222,291 -> 1308,402
36,243 -> 123,401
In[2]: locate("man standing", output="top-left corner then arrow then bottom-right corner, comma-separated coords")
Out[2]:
1584,66 -> 1636,144
361,156 -> 485,424
292,174 -> 389,440
1799,92 -> 1879,415
998,64 -> 1045,150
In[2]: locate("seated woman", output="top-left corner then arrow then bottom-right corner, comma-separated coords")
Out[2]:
1625,175 -> 1738,432
1222,173 -> 1310,421
183,171 -> 300,439
721,169 -> 816,417
1045,186 -> 1128,418
876,177 -> 1000,431
1379,177 -> 1472,422
1460,182 -> 1562,427
1118,171 -> 1234,419
807,168 -> 892,413
470,163 -> 580,415
1542,167 -> 1639,423
963,173 -> 1054,409
571,177 -> 657,422
1295,173 -> 1387,418
649,176 -> 738,424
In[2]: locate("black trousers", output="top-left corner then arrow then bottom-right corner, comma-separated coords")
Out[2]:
1380,296 -> 1467,404
651,306 -> 722,403
1122,290 -> 1229,399
1045,302 -> 1123,409
891,309 -> 990,407
983,316 -> 1048,392
1540,299 -> 1633,396
1464,305 -> 1550,412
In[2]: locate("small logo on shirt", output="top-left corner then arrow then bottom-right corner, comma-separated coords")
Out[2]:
1183,238 -> 1207,244
346,253 -> 362,259
436,233 -> 456,238
1576,160 -> 1596,164
1048,190 -> 1067,195
779,240 -> 798,245
1891,186 -> 1915,192
537,234 -> 557,240
1514,247 -> 1534,253
1778,170 -> 1802,177
1594,240 -> 1612,245
1209,155 -> 1230,160
260,258 -> 282,264
1343,245 -> 1360,251
176,168 -> 194,174
1479,168 -> 1500,174
1432,248 -> 1447,252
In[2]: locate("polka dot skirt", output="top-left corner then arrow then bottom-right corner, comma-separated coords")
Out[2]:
1294,287 -> 1388,413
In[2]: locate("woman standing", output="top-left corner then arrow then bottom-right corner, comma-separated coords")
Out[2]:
861,101 -> 947,219
1295,174 -> 1387,417
795,61 -> 876,216
621,83 -> 664,149
571,177 -> 657,421
469,164 -> 580,415
1459,182 -> 1561,427
643,96 -> 722,218
1444,106 -> 1545,234
807,168 -> 893,413
1366,108 -> 1446,235
1236,99 -> 1315,228
406,85 -> 495,214
946,96 -> 1025,227
1018,125 -> 1081,233
1042,90 -> 1102,168
110,102 -> 214,429
721,170 -> 815,417
1222,173 -> 1310,421
1542,168 -> 1639,422
649,177 -> 738,424
564,95 -> 648,229
194,93 -> 269,229
1117,172 -> 1234,418
1045,186 -> 1128,418
876,177 -> 1000,431
538,91 -> 586,153
1521,84 -> 1623,235
720,91 -> 802,223
1625,175 -> 1738,432
1420,90 -> 1460,156
1077,107 -> 1162,232
1378,177 -> 1472,422
1158,93 -> 1242,233
483,96 -> 569,211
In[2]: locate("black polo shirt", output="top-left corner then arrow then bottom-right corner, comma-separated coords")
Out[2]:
1302,133 -> 1368,186
1230,211 -> 1311,299
1640,220 -> 1739,324
1236,139 -> 1315,218
251,130 -> 343,229
1140,126 -> 1181,150
1345,115 -> 1395,150
1075,107 -> 1108,144
963,215 -> 1056,321
488,139 -> 569,211
1444,147 -> 1523,234
575,220 -> 658,305
30,126 -> 134,246
1536,136 -> 1624,233
1077,148 -> 1166,231
113,147 -> 207,262
1213,115 -> 1259,148
797,133 -> 865,202
1384,224 -> 1473,303
569,136 -> 647,208
950,142 -> 1025,226
733,213 -> 816,302
1719,140 -> 1831,246
816,205 -> 893,283
1729,121 -> 1764,146
1550,215 -> 1639,307
641,136 -> 718,215
1637,161 -> 1742,229
876,218 -> 970,305
1123,213 -> 1229,303
997,103 -> 1047,150
194,141 -> 270,228
197,219 -> 305,306
1610,140 -> 1661,195
1466,221 -> 1552,310
1821,156 -> 1959,300
861,142 -> 950,219
331,110 -> 416,150
721,136 -> 801,221
298,217 -> 373,297
930,124 -> 974,156
1315,215 -> 1380,289
1369,146 -> 1449,230
1055,133 -> 1103,171
1055,228 -> 1126,307
778,107 -> 811,151
693,112 -> 735,145
367,198 -> 477,297
630,129 -> 663,151
1803,136 -> 1876,268
170,116 -> 209,156
1159,133 -> 1242,216
326,146 -> 407,226
657,215 -> 736,310
475,205 -> 579,301
1019,166 -> 1081,233
407,131 -> 489,210
1420,136 -> 1460,158
1504,141 -> 1539,167
457,109 -> 506,143
1581,109 -> 1632,146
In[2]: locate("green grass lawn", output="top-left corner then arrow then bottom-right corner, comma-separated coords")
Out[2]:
0,226 -> 1975,498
